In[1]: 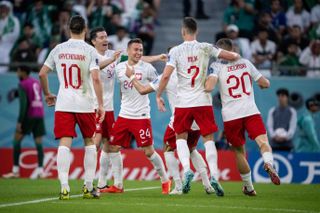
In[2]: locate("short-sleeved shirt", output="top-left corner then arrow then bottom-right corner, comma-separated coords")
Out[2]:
150,72 -> 199,130
167,40 -> 221,108
209,58 -> 262,122
116,60 -> 158,119
44,39 -> 100,112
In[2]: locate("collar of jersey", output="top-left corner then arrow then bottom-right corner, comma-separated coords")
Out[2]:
183,40 -> 197,44
68,38 -> 85,42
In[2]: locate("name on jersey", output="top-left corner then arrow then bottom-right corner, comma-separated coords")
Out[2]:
59,53 -> 86,61
188,56 -> 198,63
227,63 -> 247,72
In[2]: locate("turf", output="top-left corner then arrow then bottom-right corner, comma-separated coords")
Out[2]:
0,179 -> 319,213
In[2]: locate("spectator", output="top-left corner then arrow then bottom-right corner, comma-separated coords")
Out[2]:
225,24 -> 252,59
299,39 -> 320,77
25,0 -> 56,48
72,0 -> 88,23
294,98 -> 320,152
267,88 -> 297,151
11,38 -> 37,71
277,43 -> 304,75
286,0 -> 311,33
268,0 -> 287,39
251,29 -> 276,69
311,0 -> 320,26
37,37 -> 59,65
0,1 -> 20,73
183,0 -> 209,19
108,26 -> 130,51
51,9 -> 71,43
2,65 -> 46,178
221,0 -> 256,39
253,11 -> 279,43
278,25 -> 309,57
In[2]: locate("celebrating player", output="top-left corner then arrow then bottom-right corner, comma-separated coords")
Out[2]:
39,15 -> 104,200
156,17 -> 240,195
205,38 -> 280,196
125,63 -> 216,195
105,38 -> 171,194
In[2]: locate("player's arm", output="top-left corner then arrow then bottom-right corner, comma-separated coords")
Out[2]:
126,64 -> 154,95
256,76 -> 270,89
91,69 -> 105,122
156,65 -> 174,112
218,49 -> 240,61
141,54 -> 167,63
248,59 -> 270,89
99,50 -> 121,70
39,65 -> 56,106
205,75 -> 218,92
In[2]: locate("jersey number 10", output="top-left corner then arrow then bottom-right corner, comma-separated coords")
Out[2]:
61,63 -> 82,89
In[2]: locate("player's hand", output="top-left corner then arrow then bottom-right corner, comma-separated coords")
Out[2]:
125,64 -> 135,78
158,54 -> 168,62
112,50 -> 122,62
156,96 -> 166,112
96,105 -> 105,123
16,122 -> 22,133
45,93 -> 56,107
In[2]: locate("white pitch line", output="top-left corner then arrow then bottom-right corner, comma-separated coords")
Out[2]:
0,186 -> 160,208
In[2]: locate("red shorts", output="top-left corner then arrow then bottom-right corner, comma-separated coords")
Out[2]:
54,111 -> 96,139
173,106 -> 218,136
95,111 -> 115,140
223,114 -> 266,147
110,116 -> 153,148
163,125 -> 200,150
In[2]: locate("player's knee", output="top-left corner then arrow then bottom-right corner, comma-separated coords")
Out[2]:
108,145 -> 120,153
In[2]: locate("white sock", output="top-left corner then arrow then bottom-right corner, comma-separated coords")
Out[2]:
262,152 -> 274,165
84,145 -> 97,191
164,151 -> 182,189
190,150 -> 211,188
12,166 -> 19,174
176,139 -> 191,174
204,141 -> 219,180
98,151 -> 110,188
240,172 -> 254,191
57,146 -> 71,192
149,152 -> 169,183
109,152 -> 123,189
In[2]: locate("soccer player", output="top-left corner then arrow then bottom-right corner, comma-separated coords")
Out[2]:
89,27 -> 168,192
125,65 -> 216,195
105,38 -> 171,194
205,38 -> 280,196
3,65 -> 46,179
156,17 -> 240,195
39,15 -> 104,200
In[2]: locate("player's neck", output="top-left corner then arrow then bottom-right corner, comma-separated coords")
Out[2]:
70,33 -> 85,41
127,59 -> 139,66
184,35 -> 196,42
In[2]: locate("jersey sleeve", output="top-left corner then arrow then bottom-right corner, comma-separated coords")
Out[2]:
166,48 -> 177,68
206,43 -> 221,58
247,59 -> 262,81
44,48 -> 56,70
208,62 -> 221,78
149,74 -> 162,91
89,49 -> 100,71
147,64 -> 158,82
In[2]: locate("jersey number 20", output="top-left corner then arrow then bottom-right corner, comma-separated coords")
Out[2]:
227,72 -> 252,98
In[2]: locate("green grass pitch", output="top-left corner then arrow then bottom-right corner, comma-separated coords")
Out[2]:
0,179 -> 319,213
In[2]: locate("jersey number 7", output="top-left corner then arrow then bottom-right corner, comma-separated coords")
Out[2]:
187,65 -> 199,87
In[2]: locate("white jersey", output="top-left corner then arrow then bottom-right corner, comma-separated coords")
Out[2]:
44,39 -> 100,112
116,60 -> 158,119
167,40 -> 221,108
209,58 -> 262,122
150,71 -> 199,130
98,49 -> 117,111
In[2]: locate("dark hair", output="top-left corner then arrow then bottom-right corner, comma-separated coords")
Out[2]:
18,65 -> 31,75
305,98 -> 319,110
89,27 -> 106,46
24,22 -> 34,28
116,26 -> 127,32
276,88 -> 289,97
182,17 -> 197,34
216,38 -> 233,51
69,15 -> 86,34
127,38 -> 143,48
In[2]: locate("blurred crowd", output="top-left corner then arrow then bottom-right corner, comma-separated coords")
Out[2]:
0,0 -> 160,73
216,0 -> 320,77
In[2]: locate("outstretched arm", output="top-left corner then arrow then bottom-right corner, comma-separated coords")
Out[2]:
218,49 -> 240,61
126,64 -> 155,95
141,54 -> 168,63
99,50 -> 121,70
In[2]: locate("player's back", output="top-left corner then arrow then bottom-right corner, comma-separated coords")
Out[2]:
210,58 -> 262,121
168,40 -> 220,108
45,39 -> 99,113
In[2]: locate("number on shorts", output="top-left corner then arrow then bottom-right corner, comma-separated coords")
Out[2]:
139,128 -> 151,140
187,65 -> 200,88
227,72 -> 252,99
61,63 -> 82,89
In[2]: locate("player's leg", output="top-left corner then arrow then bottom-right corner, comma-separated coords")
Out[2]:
193,106 -> 223,196
2,130 -> 24,178
33,118 -> 46,178
163,126 -> 182,194
245,114 -> 280,185
232,145 -> 256,196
